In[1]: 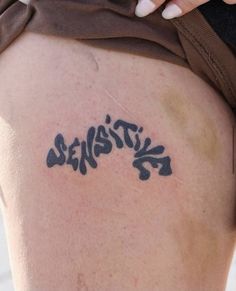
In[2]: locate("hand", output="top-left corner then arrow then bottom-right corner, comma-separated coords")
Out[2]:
135,0 -> 236,19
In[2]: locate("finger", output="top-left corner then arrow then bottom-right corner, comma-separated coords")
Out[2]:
135,0 -> 165,17
162,0 -> 209,20
223,0 -> 236,4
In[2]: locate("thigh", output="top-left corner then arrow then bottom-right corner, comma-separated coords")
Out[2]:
0,32 -> 235,291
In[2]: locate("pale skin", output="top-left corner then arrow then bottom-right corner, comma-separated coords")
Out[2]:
135,0 -> 236,19
0,32 -> 235,291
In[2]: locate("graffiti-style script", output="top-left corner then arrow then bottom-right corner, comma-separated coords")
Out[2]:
46,114 -> 172,181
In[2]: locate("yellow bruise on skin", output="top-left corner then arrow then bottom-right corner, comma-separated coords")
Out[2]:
160,91 -> 220,163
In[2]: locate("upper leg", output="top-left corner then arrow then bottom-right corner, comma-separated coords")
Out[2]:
0,31 -> 235,291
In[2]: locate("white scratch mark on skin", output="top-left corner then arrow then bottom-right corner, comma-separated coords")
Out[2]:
104,89 -> 138,121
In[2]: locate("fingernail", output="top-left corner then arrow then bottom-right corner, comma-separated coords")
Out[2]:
18,0 -> 30,4
135,0 -> 157,17
162,3 -> 182,19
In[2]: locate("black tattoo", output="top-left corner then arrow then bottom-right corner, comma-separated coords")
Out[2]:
47,134 -> 67,166
46,114 -> 172,181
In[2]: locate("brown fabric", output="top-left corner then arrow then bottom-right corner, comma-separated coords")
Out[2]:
0,0 -> 236,114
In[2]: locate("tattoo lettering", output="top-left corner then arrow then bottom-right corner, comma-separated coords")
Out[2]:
46,114 -> 172,181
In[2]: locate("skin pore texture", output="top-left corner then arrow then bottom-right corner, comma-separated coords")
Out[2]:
0,32 -> 235,291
